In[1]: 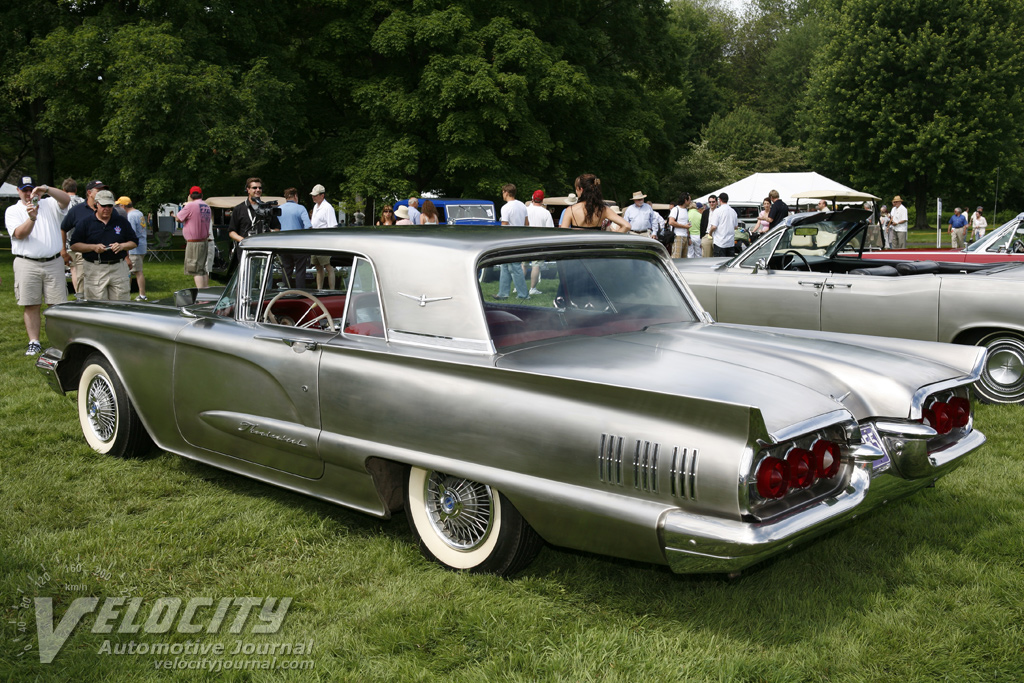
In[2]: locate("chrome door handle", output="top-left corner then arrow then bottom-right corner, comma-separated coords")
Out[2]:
798,281 -> 825,288
825,283 -> 853,289
254,335 -> 319,351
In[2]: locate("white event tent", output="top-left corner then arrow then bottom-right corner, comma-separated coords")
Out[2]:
1,182 -> 19,198
695,172 -> 878,210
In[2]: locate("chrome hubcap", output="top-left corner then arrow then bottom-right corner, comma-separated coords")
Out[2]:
424,472 -> 494,551
87,375 -> 117,442
981,335 -> 1024,401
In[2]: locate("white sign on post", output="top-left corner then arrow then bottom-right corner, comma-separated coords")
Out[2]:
936,197 -> 943,248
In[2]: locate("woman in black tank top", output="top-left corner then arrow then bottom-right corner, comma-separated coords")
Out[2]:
560,174 -> 631,232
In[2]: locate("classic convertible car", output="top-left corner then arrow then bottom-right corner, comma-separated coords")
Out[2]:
38,228 -> 985,576
864,211 -> 1024,264
675,209 -> 1024,405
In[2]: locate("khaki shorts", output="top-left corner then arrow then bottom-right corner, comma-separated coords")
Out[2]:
129,252 -> 145,274
701,235 -> 714,258
311,254 -> 332,267
184,241 -> 210,276
70,250 -> 86,292
13,256 -> 67,306
671,235 -> 688,259
83,259 -> 130,301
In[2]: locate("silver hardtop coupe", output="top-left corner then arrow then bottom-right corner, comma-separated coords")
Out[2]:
675,209 -> 1024,404
38,227 -> 985,576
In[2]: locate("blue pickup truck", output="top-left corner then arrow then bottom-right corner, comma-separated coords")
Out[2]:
392,198 -> 498,225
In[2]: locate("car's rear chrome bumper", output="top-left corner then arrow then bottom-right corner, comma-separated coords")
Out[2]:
36,348 -> 65,395
660,428 -> 986,574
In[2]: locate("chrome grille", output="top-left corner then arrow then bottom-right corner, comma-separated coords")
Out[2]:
598,434 -> 623,485
633,440 -> 659,492
669,447 -> 699,500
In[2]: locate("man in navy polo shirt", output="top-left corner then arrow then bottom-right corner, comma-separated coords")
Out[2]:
70,190 -> 137,301
948,207 -> 968,249
60,179 -> 107,294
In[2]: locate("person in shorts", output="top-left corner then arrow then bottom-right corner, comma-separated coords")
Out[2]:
6,176 -> 72,355
177,185 -> 212,288
70,190 -> 137,301
310,183 -> 339,288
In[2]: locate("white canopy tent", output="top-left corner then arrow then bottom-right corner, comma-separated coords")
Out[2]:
695,172 -> 876,209
1,182 -> 19,198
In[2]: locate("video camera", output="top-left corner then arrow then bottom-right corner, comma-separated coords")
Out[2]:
250,199 -> 281,235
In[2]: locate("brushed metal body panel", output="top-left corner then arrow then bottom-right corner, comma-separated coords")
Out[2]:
39,228 -> 986,573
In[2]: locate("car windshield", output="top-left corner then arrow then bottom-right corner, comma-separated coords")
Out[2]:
965,218 -> 1024,253
734,220 -> 860,269
479,253 -> 697,349
446,204 -> 495,223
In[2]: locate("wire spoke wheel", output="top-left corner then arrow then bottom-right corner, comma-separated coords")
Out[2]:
425,474 -> 494,551
405,466 -> 542,575
85,373 -> 118,443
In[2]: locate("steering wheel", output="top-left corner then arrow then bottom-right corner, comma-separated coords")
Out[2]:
1012,239 -> 1024,254
263,289 -> 334,329
781,249 -> 811,271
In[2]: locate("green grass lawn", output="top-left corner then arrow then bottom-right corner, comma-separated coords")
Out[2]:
1,250 -> 1023,681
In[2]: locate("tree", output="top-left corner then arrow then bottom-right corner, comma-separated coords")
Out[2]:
804,0 -> 1024,226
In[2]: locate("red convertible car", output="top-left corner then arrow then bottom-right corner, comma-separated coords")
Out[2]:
865,211 -> 1024,264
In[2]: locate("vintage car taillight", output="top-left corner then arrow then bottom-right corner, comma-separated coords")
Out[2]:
756,456 -> 790,499
949,396 -> 970,428
811,439 -> 841,479
785,447 -> 815,489
923,400 -> 953,435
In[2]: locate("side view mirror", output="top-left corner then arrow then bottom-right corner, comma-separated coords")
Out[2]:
752,258 -> 768,274
173,288 -> 199,307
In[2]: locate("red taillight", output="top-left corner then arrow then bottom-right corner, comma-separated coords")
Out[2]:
786,448 -> 815,489
923,401 -> 953,434
812,439 -> 841,479
756,456 -> 789,499
949,396 -> 970,428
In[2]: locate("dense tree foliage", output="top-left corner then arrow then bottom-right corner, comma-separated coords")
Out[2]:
804,0 -> 1024,225
1,0 -> 1020,215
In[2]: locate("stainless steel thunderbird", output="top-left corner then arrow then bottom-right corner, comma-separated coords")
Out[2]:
37,228 -> 986,576
675,209 -> 1024,405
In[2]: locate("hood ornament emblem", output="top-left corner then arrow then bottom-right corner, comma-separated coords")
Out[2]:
398,292 -> 453,307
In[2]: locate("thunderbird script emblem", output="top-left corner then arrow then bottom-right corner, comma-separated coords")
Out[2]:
398,292 -> 453,307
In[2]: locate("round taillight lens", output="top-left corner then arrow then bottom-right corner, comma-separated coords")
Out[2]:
949,396 -> 970,428
786,448 -> 815,489
812,439 -> 841,479
923,401 -> 953,434
756,456 -> 790,499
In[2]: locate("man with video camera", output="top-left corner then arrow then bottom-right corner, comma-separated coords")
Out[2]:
228,177 -> 280,244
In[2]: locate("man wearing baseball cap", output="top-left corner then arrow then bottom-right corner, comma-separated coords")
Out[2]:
5,175 -> 72,356
176,186 -> 212,289
69,189 -> 138,301
60,179 -> 107,294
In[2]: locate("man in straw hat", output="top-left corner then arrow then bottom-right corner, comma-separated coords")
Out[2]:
890,195 -> 908,249
623,190 -> 656,237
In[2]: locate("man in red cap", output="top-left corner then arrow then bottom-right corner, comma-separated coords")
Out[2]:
176,186 -> 212,288
524,190 -> 553,295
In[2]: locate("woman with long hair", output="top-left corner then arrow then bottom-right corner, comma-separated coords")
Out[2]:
753,197 -> 771,242
420,200 -> 440,225
376,205 -> 396,226
559,174 -> 630,232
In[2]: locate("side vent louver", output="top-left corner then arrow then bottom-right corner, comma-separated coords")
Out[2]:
633,440 -> 659,492
669,447 -> 699,500
598,434 -> 623,485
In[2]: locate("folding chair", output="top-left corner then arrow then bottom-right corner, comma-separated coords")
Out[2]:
150,230 -> 172,262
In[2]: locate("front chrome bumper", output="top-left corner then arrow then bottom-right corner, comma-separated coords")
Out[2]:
660,428 -> 986,574
36,347 -> 65,395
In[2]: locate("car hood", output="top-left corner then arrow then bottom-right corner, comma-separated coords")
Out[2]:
495,322 -> 981,436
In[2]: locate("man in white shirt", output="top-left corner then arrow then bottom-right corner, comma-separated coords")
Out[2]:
889,195 -> 909,249
310,183 -> 339,289
622,191 -> 656,236
496,184 -> 530,299
708,191 -> 738,257
407,197 -> 421,226
525,190 -> 553,228
667,195 -> 691,258
6,176 -> 72,355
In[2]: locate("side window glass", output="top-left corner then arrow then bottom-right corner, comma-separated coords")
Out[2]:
240,253 -> 271,321
738,235 -> 777,268
343,258 -> 385,338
